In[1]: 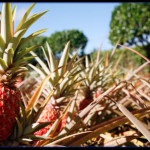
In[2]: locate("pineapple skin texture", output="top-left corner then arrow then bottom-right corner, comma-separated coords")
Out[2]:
34,100 -> 60,136
34,100 -> 68,136
79,98 -> 93,111
0,86 -> 21,141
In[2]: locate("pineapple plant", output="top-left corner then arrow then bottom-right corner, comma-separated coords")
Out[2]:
0,3 -> 49,142
78,55 -> 116,111
28,41 -> 82,138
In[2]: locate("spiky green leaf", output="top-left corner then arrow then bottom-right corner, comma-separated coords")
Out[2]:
3,48 -> 14,66
85,55 -> 90,68
46,42 -> 58,80
15,45 -> 42,61
16,117 -> 23,138
23,122 -> 53,135
19,10 -> 49,34
12,5 -> 17,23
28,63 -> 46,79
30,51 -> 50,75
15,3 -> 36,32
58,41 -> 70,77
17,28 -> 48,51
6,29 -> 26,51
0,34 -> 5,54
0,58 -> 7,71
13,56 -> 35,68
41,46 -> 51,71
1,3 -> 13,44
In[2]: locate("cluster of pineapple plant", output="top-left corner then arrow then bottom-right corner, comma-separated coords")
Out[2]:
0,2 -> 150,147
20,39 -> 150,147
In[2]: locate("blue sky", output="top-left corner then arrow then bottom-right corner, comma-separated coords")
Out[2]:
0,2 -> 120,54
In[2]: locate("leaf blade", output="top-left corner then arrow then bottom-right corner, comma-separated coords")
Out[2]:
1,3 -> 13,44
117,103 -> 150,142
15,3 -> 36,33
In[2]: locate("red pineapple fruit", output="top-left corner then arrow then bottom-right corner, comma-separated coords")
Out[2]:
79,98 -> 93,111
0,86 -> 21,141
35,102 -> 68,136
78,88 -> 93,111
79,89 -> 103,110
34,101 -> 60,136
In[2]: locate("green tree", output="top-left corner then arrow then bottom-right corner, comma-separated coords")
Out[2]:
47,29 -> 88,56
109,3 -> 150,59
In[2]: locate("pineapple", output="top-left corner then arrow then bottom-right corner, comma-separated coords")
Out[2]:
28,41 -> 82,137
0,3 -> 48,141
78,56 -> 102,111
0,86 -> 21,141
78,56 -> 113,111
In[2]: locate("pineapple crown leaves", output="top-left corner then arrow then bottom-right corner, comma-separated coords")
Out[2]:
31,67 -> 83,123
1,3 -> 13,44
29,41 -> 83,99
36,68 -> 82,115
30,51 -> 51,75
25,70 -> 57,111
79,56 -> 103,89
0,3 -> 49,77
57,41 -> 70,77
0,3 -> 49,51
16,28 -> 48,53
79,55 -> 118,95
25,65 -> 65,112
44,42 -> 58,74
14,45 -> 43,61
12,5 -> 17,24
15,3 -> 36,33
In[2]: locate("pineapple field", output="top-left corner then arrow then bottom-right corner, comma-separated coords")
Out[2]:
0,2 -> 150,147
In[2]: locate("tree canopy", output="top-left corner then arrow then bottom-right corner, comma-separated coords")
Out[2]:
109,3 -> 150,59
47,29 -> 88,56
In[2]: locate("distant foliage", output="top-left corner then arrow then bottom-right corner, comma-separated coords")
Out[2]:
109,3 -> 150,59
47,29 -> 88,56
91,46 -> 146,70
22,30 -> 88,65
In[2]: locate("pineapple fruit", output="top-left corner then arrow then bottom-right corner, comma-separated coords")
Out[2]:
28,41 -> 82,137
0,86 -> 21,141
0,3 -> 48,142
78,55 -> 118,111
